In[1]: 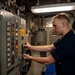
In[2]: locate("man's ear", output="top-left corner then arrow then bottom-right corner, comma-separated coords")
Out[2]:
62,21 -> 66,27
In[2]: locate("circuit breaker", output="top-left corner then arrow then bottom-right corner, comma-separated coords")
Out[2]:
0,9 -> 26,75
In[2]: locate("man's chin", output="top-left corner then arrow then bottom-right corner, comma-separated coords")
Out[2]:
56,33 -> 60,36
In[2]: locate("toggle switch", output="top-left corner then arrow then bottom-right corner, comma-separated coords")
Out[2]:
7,53 -> 10,57
12,51 -> 15,54
16,29 -> 18,31
7,43 -> 10,46
7,48 -> 10,52
7,58 -> 10,62
7,62 -> 11,67
16,37 -> 18,40
7,32 -> 10,36
7,38 -> 10,41
7,27 -> 10,31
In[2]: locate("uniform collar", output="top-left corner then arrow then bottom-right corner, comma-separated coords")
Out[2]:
61,30 -> 74,41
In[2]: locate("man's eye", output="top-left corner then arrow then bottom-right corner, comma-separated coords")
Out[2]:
53,25 -> 56,27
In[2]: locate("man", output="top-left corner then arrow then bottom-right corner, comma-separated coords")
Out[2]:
23,13 -> 75,75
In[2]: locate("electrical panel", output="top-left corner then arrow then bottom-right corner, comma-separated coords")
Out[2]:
0,9 -> 27,75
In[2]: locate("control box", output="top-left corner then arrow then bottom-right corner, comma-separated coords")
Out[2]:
0,9 -> 26,75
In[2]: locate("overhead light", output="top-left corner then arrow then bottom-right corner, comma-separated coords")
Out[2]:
31,3 -> 75,13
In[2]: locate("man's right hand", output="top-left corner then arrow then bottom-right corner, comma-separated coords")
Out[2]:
23,41 -> 31,48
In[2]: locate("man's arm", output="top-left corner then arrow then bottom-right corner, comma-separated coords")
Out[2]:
23,41 -> 55,52
23,54 -> 56,65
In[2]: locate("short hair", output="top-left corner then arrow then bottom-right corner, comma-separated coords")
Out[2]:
52,13 -> 70,24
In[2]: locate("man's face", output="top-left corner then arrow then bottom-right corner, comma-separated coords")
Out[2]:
52,18 -> 64,35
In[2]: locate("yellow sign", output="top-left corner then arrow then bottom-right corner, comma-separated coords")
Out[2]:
20,29 -> 25,36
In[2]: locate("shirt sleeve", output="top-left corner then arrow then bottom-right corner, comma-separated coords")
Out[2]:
53,39 -> 60,48
51,49 -> 61,62
51,39 -> 61,62
51,39 -> 74,62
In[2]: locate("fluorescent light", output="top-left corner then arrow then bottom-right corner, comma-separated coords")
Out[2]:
31,3 -> 75,13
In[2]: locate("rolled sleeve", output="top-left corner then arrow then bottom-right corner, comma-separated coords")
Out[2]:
51,49 -> 61,62
53,39 -> 60,48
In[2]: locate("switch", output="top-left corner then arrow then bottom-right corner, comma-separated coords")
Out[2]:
7,32 -> 10,36
7,27 -> 10,31
12,51 -> 14,55
7,48 -> 10,51
7,43 -> 10,46
16,29 -> 18,32
7,38 -> 10,41
16,37 -> 18,40
7,22 -> 10,26
7,62 -> 11,67
7,53 -> 10,57
7,58 -> 10,62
